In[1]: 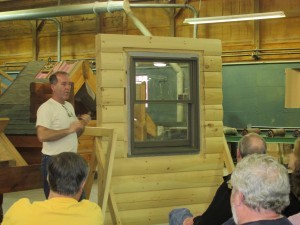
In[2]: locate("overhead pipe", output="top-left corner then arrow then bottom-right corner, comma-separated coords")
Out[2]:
0,2 -> 198,37
41,18 -> 62,62
0,1 -> 198,61
223,47 -> 300,53
0,1 -> 129,62
0,1 -> 129,21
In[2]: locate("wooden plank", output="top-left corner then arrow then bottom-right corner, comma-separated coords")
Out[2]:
85,71 -> 97,94
102,106 -> 126,123
223,135 -> 235,174
80,139 -> 126,158
204,72 -> 222,88
100,123 -> 126,141
0,141 -> 15,166
7,135 -> 42,148
204,105 -> 223,121
114,186 -> 218,210
112,170 -> 223,193
99,53 -> 124,70
69,60 -> 96,94
0,118 -> 9,132
102,140 -> 127,158
73,75 -> 85,95
99,129 -> 118,218
69,61 -> 83,81
83,127 -> 114,137
204,88 -> 223,105
108,191 -> 123,225
100,87 -> 125,105
204,121 -> 224,137
205,136 -> 224,154
0,69 -> 14,82
0,164 -> 42,193
83,126 -> 119,222
112,154 -> 223,176
99,70 -> 126,88
0,133 -> 27,166
134,82 -> 147,141
84,140 -> 97,199
103,204 -> 210,225
203,56 -> 222,72
285,68 -> 300,108
146,114 -> 157,137
96,34 -> 222,55
1,82 -> 8,90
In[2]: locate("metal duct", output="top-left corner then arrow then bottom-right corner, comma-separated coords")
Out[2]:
0,2 -> 198,37
0,1 -> 129,61
42,18 -> 62,62
0,1 -> 128,21
0,0 -> 198,61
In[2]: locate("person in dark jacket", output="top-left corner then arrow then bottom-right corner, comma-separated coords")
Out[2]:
169,133 -> 300,225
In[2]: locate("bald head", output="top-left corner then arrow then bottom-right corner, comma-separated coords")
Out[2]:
238,133 -> 267,159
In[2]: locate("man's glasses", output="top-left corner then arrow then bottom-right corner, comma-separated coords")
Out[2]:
62,104 -> 74,117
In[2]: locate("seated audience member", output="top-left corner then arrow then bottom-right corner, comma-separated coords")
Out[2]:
288,138 -> 300,225
223,154 -> 292,225
289,138 -> 300,201
2,152 -> 103,225
169,133 -> 267,225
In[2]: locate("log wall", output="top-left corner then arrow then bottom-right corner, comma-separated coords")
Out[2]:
96,34 -> 223,225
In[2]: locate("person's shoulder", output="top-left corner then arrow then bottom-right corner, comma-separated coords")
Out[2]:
2,199 -> 32,225
13,198 -> 31,206
6,198 -> 31,213
37,98 -> 53,110
218,174 -> 232,190
79,200 -> 103,222
289,212 -> 300,224
221,217 -> 235,225
80,200 -> 102,211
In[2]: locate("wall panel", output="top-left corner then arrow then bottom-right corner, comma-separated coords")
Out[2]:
96,34 -> 223,225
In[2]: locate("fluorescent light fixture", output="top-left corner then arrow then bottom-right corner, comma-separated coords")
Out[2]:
153,62 -> 167,67
184,11 -> 285,24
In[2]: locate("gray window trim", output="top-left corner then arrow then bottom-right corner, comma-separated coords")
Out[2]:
127,51 -> 200,156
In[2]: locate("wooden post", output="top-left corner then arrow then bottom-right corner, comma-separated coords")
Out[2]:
83,127 -> 119,224
223,135 -> 235,174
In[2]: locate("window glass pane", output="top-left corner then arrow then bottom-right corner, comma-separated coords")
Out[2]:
129,52 -> 199,155
134,102 -> 189,143
135,62 -> 190,101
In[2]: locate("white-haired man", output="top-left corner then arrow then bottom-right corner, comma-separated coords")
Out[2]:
225,154 -> 292,225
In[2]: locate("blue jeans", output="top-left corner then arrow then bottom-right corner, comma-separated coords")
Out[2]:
41,154 -> 51,198
169,208 -> 193,225
41,154 -> 86,200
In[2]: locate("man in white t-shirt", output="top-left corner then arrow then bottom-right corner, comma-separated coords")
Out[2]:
36,70 -> 91,198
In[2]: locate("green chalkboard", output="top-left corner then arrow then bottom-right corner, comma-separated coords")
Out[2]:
223,62 -> 300,129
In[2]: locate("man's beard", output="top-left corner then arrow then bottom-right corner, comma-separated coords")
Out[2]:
232,205 -> 238,224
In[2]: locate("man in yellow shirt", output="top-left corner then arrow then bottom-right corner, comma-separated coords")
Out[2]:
2,152 -> 103,225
